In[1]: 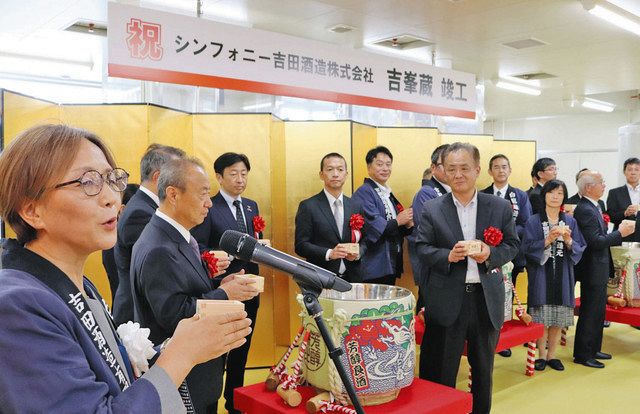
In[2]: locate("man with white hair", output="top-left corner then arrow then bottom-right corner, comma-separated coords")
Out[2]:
572,171 -> 634,368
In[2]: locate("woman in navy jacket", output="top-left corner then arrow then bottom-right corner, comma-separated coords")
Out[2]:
0,124 -> 251,413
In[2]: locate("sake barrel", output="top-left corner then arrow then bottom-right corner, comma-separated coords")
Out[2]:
300,284 -> 415,406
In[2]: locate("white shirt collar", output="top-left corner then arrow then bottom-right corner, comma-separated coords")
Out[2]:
493,183 -> 509,195
452,190 -> 478,208
627,183 -> 640,192
139,185 -> 160,206
219,189 -> 242,206
435,177 -> 451,193
155,210 -> 192,242
323,189 -> 344,205
372,179 -> 391,194
584,196 -> 600,208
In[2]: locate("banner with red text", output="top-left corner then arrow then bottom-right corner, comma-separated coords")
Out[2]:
108,3 -> 476,118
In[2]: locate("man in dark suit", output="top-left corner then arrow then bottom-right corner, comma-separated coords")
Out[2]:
573,171 -> 634,368
481,154 -> 532,358
295,153 -> 364,283
423,144 -> 451,197
352,146 -> 414,285
191,152 -> 262,414
606,157 -> 640,242
102,183 -> 139,301
409,145 -> 450,311
112,144 -> 185,326
132,157 -> 259,413
416,143 -> 519,414
482,154 -> 532,284
566,168 -> 606,210
528,157 -> 557,215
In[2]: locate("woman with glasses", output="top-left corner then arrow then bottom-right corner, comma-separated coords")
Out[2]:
521,179 -> 586,371
0,124 -> 252,413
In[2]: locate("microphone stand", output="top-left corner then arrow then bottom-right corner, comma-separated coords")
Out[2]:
298,280 -> 366,414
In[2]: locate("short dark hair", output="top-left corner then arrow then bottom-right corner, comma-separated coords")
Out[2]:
575,167 -> 589,184
320,152 -> 346,171
213,152 -> 251,175
540,179 -> 568,205
140,144 -> 185,182
122,183 -> 140,205
365,146 -> 393,165
623,157 -> 640,172
158,157 -> 205,201
489,154 -> 510,169
532,157 -> 556,180
442,142 -> 480,166
431,144 -> 450,165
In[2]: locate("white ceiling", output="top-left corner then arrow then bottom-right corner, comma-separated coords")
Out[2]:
0,0 -> 638,119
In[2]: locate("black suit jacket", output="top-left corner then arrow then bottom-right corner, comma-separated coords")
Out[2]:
131,215 -> 227,408
191,193 -> 260,277
528,184 -> 544,216
112,189 -> 157,325
606,185 -> 639,241
416,192 -> 519,330
574,197 -> 623,285
294,191 -> 365,282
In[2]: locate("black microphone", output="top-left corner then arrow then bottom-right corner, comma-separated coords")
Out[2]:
219,230 -> 352,293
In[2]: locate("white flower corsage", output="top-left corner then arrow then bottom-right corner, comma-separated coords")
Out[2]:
117,321 -> 157,378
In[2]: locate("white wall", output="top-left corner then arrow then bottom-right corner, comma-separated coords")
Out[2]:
485,110 -> 639,204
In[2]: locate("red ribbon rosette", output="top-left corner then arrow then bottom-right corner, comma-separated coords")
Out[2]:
349,213 -> 364,243
602,213 -> 610,225
252,215 -> 265,238
483,226 -> 503,247
201,251 -> 218,279
560,204 -> 565,213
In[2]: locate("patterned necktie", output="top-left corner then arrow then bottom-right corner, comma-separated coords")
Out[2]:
497,190 -> 502,198
233,200 -> 248,234
188,236 -> 201,263
333,199 -> 343,238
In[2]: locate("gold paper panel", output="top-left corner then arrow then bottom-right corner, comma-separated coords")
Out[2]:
491,140 -> 536,191
3,90 -> 61,146
440,134 -> 494,190
269,116 -> 293,347
351,122 -> 378,190
60,105 -> 149,185
376,127 -> 440,207
148,105 -> 193,155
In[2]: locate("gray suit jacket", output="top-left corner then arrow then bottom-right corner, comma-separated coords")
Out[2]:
416,192 -> 519,330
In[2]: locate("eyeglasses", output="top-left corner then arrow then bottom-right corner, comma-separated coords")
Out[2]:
54,168 -> 130,196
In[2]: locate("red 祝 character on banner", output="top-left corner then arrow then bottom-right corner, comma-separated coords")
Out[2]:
126,18 -> 163,60
349,213 -> 364,243
396,203 -> 404,213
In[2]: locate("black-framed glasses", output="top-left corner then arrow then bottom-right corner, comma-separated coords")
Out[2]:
54,168 -> 130,196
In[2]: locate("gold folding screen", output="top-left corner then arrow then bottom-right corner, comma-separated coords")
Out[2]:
2,89 -> 536,367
